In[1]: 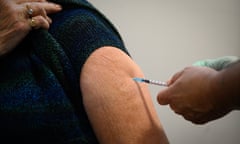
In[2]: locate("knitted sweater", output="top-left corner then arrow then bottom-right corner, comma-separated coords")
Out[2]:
0,0 -> 129,143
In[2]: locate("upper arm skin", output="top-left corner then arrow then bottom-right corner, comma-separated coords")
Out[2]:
80,47 -> 169,144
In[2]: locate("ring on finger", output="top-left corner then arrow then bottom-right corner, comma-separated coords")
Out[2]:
26,4 -> 34,17
30,18 -> 36,28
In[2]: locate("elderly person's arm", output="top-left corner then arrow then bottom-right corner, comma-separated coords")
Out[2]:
81,47 -> 169,144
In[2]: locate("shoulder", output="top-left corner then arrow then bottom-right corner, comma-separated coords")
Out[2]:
49,8 -> 122,42
49,7 -> 128,57
48,8 -> 128,73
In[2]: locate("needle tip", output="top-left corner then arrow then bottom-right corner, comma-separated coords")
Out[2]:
132,77 -> 144,82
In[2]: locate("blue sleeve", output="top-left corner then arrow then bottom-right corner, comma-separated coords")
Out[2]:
49,8 -> 130,75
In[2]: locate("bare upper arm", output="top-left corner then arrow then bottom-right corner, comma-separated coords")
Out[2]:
80,46 -> 168,144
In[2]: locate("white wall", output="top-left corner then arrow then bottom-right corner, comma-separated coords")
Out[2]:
88,0 -> 240,143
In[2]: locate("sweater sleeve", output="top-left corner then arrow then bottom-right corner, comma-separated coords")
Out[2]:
49,8 -> 129,76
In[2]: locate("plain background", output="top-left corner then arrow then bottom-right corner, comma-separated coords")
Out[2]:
88,0 -> 240,143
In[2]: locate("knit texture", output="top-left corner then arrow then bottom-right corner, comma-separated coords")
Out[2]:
0,0 -> 128,143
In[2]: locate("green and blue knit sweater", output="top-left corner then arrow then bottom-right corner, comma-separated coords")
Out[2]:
0,0 -> 129,143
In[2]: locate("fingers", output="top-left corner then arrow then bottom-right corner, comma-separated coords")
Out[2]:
26,5 -> 52,25
157,69 -> 184,105
29,16 -> 50,29
16,0 -> 47,4
157,88 -> 171,105
23,2 -> 62,29
25,2 -> 62,17
168,69 -> 184,85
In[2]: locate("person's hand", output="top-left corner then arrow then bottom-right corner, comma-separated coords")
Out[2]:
0,0 -> 62,56
157,66 -> 233,124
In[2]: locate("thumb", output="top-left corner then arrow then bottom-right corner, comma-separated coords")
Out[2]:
157,71 -> 182,105
157,88 -> 171,105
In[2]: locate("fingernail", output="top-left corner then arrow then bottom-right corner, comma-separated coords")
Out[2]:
49,18 -> 52,24
55,4 -> 62,10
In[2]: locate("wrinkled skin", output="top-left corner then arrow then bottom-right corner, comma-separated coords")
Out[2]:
0,0 -> 61,56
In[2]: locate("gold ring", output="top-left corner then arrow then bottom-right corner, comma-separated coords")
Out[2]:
30,18 -> 36,28
26,4 -> 34,17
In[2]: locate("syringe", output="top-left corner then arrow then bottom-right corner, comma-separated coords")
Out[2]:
133,77 -> 168,87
